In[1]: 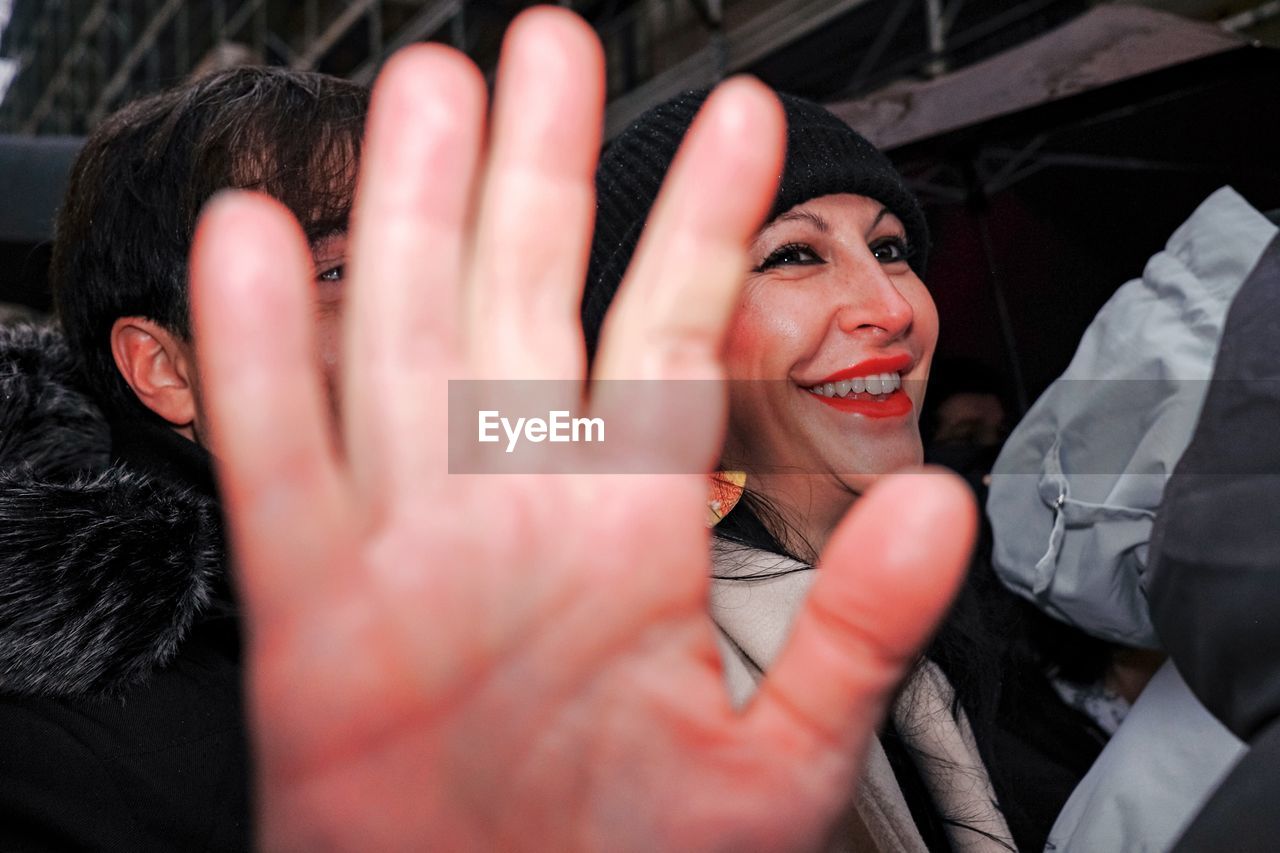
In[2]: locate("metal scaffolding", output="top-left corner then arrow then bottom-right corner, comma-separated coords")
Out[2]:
0,0 -> 1097,136
0,0 -> 487,134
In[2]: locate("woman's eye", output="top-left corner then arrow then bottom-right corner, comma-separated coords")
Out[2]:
755,243 -> 823,271
870,237 -> 911,264
317,264 -> 345,283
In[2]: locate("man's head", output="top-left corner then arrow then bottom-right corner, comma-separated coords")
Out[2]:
52,66 -> 367,441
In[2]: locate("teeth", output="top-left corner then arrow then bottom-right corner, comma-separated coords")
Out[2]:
808,371 -> 902,398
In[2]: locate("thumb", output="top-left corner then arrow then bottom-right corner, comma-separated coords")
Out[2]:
746,468 -> 977,756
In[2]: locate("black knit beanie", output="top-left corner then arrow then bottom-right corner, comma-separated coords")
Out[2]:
583,88 -> 929,356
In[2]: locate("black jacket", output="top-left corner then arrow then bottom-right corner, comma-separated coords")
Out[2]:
0,324 -> 250,851
1150,234 -> 1280,853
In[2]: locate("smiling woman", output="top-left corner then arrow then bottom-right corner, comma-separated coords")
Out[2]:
720,191 -> 939,556
582,89 -> 1088,852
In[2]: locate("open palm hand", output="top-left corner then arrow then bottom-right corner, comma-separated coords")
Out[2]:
191,9 -> 977,850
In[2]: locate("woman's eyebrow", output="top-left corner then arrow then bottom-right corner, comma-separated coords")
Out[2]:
774,210 -> 830,232
752,210 -> 830,251
866,206 -> 891,237
865,206 -> 906,242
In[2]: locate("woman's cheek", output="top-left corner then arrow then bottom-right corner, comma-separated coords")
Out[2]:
726,293 -> 806,363
723,312 -> 760,370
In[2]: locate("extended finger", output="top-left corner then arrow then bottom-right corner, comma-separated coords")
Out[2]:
747,470 -> 976,759
191,192 -> 348,617
590,79 -> 784,473
466,7 -> 604,381
343,45 -> 486,498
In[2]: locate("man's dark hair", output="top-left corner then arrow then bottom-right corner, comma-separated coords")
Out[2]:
51,66 -> 368,420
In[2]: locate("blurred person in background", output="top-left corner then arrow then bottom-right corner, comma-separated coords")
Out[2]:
922,357 -> 1011,501
0,66 -> 364,849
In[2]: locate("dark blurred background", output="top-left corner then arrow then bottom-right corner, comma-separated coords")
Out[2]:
2,0 -> 1278,404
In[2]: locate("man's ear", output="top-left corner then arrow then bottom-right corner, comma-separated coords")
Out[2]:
110,317 -> 199,431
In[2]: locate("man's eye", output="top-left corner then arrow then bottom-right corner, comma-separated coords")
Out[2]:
755,243 -> 823,272
317,264 -> 345,282
870,237 -> 911,264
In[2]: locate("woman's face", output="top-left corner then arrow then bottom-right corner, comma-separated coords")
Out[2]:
723,192 -> 938,499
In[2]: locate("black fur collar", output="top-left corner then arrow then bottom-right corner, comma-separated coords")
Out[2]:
0,323 -> 227,699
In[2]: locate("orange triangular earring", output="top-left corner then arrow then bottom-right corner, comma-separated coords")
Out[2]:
706,471 -> 747,527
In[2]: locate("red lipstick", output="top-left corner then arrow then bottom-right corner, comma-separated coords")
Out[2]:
812,354 -> 913,386
810,390 -> 913,418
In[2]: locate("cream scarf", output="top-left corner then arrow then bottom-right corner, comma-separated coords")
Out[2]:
710,542 -> 1014,853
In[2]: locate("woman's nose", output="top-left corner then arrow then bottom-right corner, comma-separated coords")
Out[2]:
834,262 -> 914,339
